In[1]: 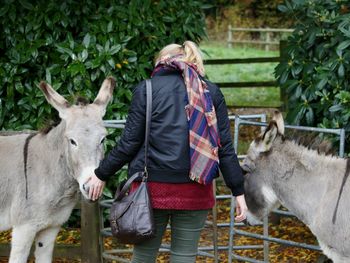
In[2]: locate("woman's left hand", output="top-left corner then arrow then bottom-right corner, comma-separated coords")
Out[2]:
86,173 -> 106,201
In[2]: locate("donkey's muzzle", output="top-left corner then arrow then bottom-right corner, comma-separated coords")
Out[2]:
82,183 -> 90,193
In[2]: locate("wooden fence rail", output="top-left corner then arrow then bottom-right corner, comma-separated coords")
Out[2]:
206,40 -> 289,109
227,25 -> 293,51
204,57 -> 281,91
204,57 -> 280,90
203,43 -> 286,108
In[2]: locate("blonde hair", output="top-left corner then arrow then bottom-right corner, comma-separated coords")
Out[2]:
155,41 -> 205,75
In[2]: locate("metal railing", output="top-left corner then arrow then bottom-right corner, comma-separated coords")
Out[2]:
1,115 -> 344,262
100,114 -> 267,262
103,115 -> 346,262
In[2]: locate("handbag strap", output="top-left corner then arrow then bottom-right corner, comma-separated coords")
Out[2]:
114,172 -> 143,200
144,79 -> 152,178
114,80 -> 152,201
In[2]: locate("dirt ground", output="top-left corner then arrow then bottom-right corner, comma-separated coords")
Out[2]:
0,201 -> 324,263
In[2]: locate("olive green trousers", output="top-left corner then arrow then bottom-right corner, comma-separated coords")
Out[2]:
131,209 -> 209,263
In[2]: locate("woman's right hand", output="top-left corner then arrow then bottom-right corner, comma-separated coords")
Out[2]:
86,173 -> 106,201
235,194 -> 248,222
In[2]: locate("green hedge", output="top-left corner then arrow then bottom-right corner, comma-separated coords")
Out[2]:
275,0 -> 350,153
0,0 -> 206,131
0,0 -> 207,205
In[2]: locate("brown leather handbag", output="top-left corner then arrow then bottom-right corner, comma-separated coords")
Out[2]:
110,79 -> 156,244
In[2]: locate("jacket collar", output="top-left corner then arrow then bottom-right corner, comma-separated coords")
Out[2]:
152,67 -> 208,83
152,67 -> 180,77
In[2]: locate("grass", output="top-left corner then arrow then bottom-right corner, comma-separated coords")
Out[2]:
199,42 -> 281,107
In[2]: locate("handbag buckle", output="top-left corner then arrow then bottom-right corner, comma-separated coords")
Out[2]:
143,167 -> 148,181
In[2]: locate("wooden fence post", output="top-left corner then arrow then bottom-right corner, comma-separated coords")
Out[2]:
80,199 -> 102,263
227,24 -> 232,48
279,40 -> 288,112
265,31 -> 271,51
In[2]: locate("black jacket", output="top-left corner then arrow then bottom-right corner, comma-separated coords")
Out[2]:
95,69 -> 244,196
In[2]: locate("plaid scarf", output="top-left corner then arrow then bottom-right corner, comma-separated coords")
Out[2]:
152,56 -> 220,185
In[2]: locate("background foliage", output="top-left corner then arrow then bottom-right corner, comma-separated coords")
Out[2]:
204,0 -> 294,40
0,0 -> 206,130
0,0 -> 207,209
275,0 -> 350,153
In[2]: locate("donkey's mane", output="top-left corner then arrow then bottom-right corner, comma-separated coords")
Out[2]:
39,119 -> 61,134
284,131 -> 335,156
0,130 -> 37,136
74,96 -> 90,106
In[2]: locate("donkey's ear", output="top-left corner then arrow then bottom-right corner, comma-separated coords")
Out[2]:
257,121 -> 278,152
272,110 -> 285,135
39,82 -> 69,118
93,77 -> 116,117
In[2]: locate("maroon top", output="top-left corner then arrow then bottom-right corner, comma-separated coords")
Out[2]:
131,181 -> 215,210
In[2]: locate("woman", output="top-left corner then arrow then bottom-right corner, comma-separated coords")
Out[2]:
88,41 -> 247,263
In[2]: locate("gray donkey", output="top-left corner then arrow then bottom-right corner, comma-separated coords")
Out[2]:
242,111 -> 349,263
0,77 -> 115,263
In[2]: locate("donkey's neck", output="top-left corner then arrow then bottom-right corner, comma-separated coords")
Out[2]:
28,121 -> 79,207
45,121 -> 66,149
271,139 -> 345,226
38,121 -> 74,180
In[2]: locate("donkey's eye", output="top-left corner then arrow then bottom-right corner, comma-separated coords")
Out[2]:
100,137 -> 106,144
69,139 -> 77,146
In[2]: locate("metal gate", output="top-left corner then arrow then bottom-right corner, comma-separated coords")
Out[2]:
100,114 -> 346,262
